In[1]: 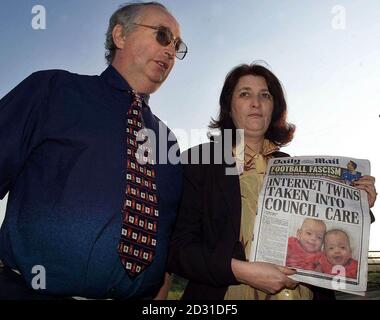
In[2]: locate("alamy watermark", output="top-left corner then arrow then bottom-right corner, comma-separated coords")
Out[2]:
133,124 -> 245,175
31,5 -> 46,30
331,265 -> 347,291
31,265 -> 46,290
331,5 -> 346,30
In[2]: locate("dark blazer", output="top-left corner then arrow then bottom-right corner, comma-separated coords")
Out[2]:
168,140 -> 335,300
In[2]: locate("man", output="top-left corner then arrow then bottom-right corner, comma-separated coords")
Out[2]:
0,2 -> 186,299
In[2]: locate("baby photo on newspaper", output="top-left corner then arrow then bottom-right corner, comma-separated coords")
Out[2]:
250,156 -> 372,295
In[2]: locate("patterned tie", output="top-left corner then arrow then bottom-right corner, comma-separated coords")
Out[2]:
118,91 -> 159,278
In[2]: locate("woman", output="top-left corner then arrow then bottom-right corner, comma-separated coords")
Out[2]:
168,63 -> 377,300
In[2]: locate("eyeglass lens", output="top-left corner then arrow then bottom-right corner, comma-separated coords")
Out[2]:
156,27 -> 187,59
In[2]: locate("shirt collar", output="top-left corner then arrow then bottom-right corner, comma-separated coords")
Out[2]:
233,139 -> 280,173
100,65 -> 150,105
234,139 -> 280,160
246,139 -> 280,158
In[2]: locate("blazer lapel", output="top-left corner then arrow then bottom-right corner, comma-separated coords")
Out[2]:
215,163 -> 241,239
213,149 -> 289,245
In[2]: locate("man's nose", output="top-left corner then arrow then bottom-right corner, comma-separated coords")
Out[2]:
164,43 -> 176,59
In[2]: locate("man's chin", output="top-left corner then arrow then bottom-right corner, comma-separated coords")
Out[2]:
143,81 -> 162,94
157,73 -> 167,83
149,70 -> 168,83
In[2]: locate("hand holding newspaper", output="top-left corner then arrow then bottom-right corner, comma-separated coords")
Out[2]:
250,156 -> 371,295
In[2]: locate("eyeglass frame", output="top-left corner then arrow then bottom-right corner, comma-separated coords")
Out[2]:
132,23 -> 188,60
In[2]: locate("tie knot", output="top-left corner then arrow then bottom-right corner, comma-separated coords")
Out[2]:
131,90 -> 143,107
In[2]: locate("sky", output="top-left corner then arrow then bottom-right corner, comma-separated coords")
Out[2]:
0,0 -> 379,250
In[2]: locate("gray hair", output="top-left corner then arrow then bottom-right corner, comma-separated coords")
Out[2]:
105,2 -> 168,65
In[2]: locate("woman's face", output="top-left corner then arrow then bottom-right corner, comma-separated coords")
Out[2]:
230,75 -> 274,141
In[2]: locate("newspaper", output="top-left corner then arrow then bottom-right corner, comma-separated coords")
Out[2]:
250,156 -> 371,295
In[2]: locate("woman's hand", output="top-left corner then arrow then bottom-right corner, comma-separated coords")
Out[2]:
353,175 -> 377,208
153,272 -> 171,300
231,259 -> 298,294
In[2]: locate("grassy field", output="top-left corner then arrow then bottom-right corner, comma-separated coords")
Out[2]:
368,272 -> 380,289
167,274 -> 187,300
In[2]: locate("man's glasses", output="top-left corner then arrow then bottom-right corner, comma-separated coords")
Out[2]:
133,23 -> 188,60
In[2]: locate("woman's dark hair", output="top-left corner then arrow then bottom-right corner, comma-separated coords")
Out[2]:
209,63 -> 295,146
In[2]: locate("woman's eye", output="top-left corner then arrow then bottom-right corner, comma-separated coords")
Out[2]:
261,92 -> 272,100
239,91 -> 250,97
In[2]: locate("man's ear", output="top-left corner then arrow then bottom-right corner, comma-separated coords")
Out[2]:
112,24 -> 126,49
296,229 -> 301,238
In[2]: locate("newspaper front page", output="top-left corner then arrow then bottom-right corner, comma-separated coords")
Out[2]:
250,156 -> 371,295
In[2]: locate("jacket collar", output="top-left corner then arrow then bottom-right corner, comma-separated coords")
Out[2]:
214,139 -> 286,241
216,163 -> 241,240
100,65 -> 150,105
